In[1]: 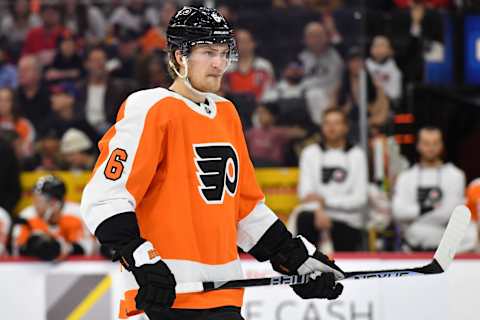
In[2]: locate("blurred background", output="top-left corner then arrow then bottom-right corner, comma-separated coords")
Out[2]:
1,0 -> 480,319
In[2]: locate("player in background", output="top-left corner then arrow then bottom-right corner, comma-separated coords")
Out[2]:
81,6 -> 344,320
0,206 -> 11,256
293,108 -> 368,252
11,175 -> 93,260
393,127 -> 477,251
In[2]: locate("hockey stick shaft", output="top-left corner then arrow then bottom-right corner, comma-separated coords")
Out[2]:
176,260 -> 441,293
175,205 -> 471,294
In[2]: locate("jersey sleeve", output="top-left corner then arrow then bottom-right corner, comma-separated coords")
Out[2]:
297,146 -> 319,200
392,170 -> 421,221
80,90 -> 168,235
62,204 -> 96,255
230,105 -> 278,252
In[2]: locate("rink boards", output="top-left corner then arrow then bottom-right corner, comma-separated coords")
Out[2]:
0,254 -> 478,320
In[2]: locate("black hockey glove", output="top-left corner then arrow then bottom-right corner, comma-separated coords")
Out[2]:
292,272 -> 343,300
270,235 -> 344,300
23,232 -> 73,261
113,238 -> 176,312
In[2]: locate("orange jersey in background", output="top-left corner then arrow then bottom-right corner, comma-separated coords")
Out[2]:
466,178 -> 480,222
13,202 -> 92,252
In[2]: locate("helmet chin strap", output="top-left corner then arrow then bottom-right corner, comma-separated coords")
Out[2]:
170,56 -> 210,98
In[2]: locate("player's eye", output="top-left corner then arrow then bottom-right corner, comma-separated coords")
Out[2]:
205,51 -> 216,57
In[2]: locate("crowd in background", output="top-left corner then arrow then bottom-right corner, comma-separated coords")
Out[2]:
0,0 -> 479,259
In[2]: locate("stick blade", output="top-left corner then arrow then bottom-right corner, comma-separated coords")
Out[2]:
433,205 -> 471,271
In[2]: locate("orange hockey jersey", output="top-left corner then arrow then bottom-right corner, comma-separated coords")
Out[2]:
13,202 -> 94,256
81,88 -> 278,313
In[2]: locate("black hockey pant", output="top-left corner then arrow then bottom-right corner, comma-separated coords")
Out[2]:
145,306 -> 244,320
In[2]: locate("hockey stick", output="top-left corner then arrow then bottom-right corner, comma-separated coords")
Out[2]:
175,205 -> 471,294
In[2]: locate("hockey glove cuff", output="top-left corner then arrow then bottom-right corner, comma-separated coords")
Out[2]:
113,238 -> 176,312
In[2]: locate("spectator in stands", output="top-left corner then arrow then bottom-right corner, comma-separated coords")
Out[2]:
299,22 -> 343,101
337,47 -> 390,141
136,51 -> 169,90
246,103 -> 306,166
366,36 -> 402,102
60,128 -> 96,171
11,175 -> 93,260
0,129 -> 21,214
15,55 -> 52,130
0,206 -> 11,256
110,30 -> 139,79
223,29 -> 275,101
294,108 -> 368,251
0,0 -> 41,59
392,127 -> 476,251
22,130 -> 64,171
77,46 -> 137,134
22,2 -> 68,66
262,60 -> 318,129
0,87 -> 35,159
0,41 -> 18,89
40,82 -> 98,145
109,0 -> 159,36
63,0 -> 107,45
45,33 -> 84,85
393,0 -> 444,83
217,3 -> 237,27
138,0 -> 177,55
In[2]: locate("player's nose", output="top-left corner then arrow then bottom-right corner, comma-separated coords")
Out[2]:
210,55 -> 225,69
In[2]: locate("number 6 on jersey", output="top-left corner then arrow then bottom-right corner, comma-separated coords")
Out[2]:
104,148 -> 128,180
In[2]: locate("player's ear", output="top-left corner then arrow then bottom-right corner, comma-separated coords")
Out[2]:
175,50 -> 184,67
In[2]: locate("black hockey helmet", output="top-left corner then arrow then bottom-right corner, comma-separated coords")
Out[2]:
167,6 -> 237,59
33,175 -> 66,201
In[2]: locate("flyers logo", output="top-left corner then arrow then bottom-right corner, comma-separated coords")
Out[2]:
193,143 -> 239,204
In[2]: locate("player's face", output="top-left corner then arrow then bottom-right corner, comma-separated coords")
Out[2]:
304,23 -> 328,54
33,194 -> 62,223
187,44 -> 230,93
371,36 -> 392,61
417,130 -> 443,162
236,30 -> 255,57
322,112 -> 348,144
0,89 -> 13,116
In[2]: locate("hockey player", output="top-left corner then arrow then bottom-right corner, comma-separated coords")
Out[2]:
393,127 -> 468,250
81,7 -> 344,320
11,175 -> 93,260
294,108 -> 368,251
